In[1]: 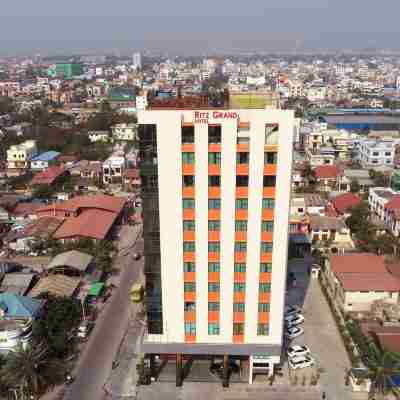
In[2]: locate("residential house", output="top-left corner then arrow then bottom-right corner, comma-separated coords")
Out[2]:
103,155 -> 125,184
338,169 -> 374,193
357,139 -> 395,168
331,193 -> 362,216
368,187 -> 399,221
111,123 -> 137,141
314,165 -> 342,192
309,215 -> 352,245
30,166 -> 68,187
304,193 -> 327,215
384,197 -> 400,237
11,203 -> 41,222
325,253 -> 400,312
7,140 -> 38,176
30,151 -> 60,171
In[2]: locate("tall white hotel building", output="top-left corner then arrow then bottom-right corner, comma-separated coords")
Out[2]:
138,104 -> 294,386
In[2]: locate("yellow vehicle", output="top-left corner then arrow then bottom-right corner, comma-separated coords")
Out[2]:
131,283 -> 144,303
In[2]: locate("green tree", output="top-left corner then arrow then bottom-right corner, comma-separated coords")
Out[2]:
2,344 -> 65,397
369,169 -> 390,187
365,347 -> 400,399
350,178 -> 361,193
32,184 -> 55,199
346,202 -> 370,234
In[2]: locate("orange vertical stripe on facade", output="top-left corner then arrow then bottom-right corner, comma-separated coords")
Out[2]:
260,253 -> 272,263
233,335 -> 244,343
181,144 -> 195,152
208,311 -> 219,322
182,187 -> 195,198
263,187 -> 276,198
259,272 -> 272,283
183,209 -> 195,219
184,311 -> 196,322
234,252 -> 247,263
258,312 -> 270,323
233,292 -> 246,302
261,232 -> 273,242
208,144 -> 221,152
258,292 -> 271,302
235,209 -> 248,220
182,164 -> 195,175
185,334 -> 196,343
208,272 -> 220,282
183,231 -> 195,241
208,165 -> 221,175
183,252 -> 195,262
263,165 -> 277,176
235,231 -> 247,241
233,312 -> 245,323
184,292 -> 196,302
234,272 -> 247,283
208,187 -> 221,198
236,164 -> 249,175
235,187 -> 248,198
184,272 -> 196,282
262,209 -> 274,220
208,292 -> 220,302
208,210 -> 221,220
208,231 -> 220,241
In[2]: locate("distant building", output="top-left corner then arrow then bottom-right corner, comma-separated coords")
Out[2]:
47,63 -> 83,79
368,187 -> 399,221
102,155 -> 125,184
7,140 -> 37,176
132,52 -> 142,70
111,123 -> 137,141
30,151 -> 60,171
357,139 -> 395,167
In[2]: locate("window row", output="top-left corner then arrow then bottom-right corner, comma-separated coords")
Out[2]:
182,152 -> 277,165
183,262 -> 272,273
202,323 -> 270,336
183,220 -> 273,232
187,302 -> 270,312
182,175 -> 276,188
183,198 -> 275,209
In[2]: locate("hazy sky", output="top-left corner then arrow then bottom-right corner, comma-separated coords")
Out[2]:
0,0 -> 397,54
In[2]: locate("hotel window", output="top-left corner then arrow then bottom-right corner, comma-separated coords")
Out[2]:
208,220 -> 221,231
183,175 -> 195,187
235,242 -> 247,252
183,198 -> 195,209
208,175 -> 221,187
183,262 -> 195,272
257,323 -> 269,336
261,242 -> 273,253
208,302 -> 220,311
208,262 -> 220,272
262,198 -> 275,209
184,302 -> 196,311
208,282 -> 220,292
184,282 -> 196,292
235,220 -> 248,231
182,152 -> 195,164
236,176 -> 249,187
234,283 -> 246,292
233,303 -> 245,312
234,263 -> 246,272
183,242 -> 195,252
235,199 -> 248,209
233,323 -> 244,335
208,323 -> 220,335
261,221 -> 274,232
236,152 -> 249,164
259,283 -> 271,292
260,263 -> 272,273
182,126 -> 194,144
208,242 -> 220,252
208,152 -> 221,165
263,176 -> 276,187
208,125 -> 221,144
183,220 -> 195,231
184,322 -> 196,335
264,152 -> 277,164
258,303 -> 270,312
208,199 -> 221,209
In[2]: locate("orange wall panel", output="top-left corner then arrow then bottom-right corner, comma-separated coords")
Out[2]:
208,144 -> 221,152
263,187 -> 276,198
182,144 -> 195,152
208,252 -> 220,262
233,335 -> 244,343
235,209 -> 248,220
233,312 -> 245,323
185,334 -> 196,343
183,252 -> 195,262
258,292 -> 271,302
259,272 -> 272,283
262,209 -> 274,220
208,164 -> 221,175
208,311 -> 219,322
208,187 -> 221,198
235,231 -> 247,241
183,231 -> 195,241
182,164 -> 195,175
263,165 -> 277,176
183,209 -> 195,219
237,144 -> 249,152
208,210 -> 221,220
184,292 -> 196,302
258,312 -> 270,323
236,164 -> 249,175
234,252 -> 247,263
208,272 -> 220,282
261,232 -> 273,242
260,253 -> 272,263
182,187 -> 195,198
184,311 -> 196,322
208,292 -> 220,302
234,272 -> 246,283
184,272 -> 196,282
208,231 -> 220,241
233,292 -> 246,302
236,187 -> 248,198
264,144 -> 278,152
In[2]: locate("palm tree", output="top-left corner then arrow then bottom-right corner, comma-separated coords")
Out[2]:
3,344 -> 65,397
365,346 -> 400,399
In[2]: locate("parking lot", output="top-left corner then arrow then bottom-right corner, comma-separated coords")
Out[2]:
285,258 -> 368,400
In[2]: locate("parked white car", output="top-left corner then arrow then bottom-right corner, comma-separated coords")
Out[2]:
287,345 -> 310,359
285,314 -> 305,327
285,326 -> 304,340
288,355 -> 315,370
285,305 -> 302,317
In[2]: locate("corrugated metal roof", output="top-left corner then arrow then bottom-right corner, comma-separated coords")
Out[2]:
47,250 -> 93,272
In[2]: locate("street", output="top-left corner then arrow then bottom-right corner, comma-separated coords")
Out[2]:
63,224 -> 143,400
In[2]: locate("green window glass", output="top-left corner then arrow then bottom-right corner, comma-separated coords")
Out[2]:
259,283 -> 271,292
183,198 -> 195,209
234,263 -> 246,273
236,152 -> 249,164
208,152 -> 221,165
184,302 -> 195,311
208,199 -> 221,209
208,220 -> 221,231
235,220 -> 248,231
183,262 -> 195,272
208,262 -> 220,272
183,242 -> 195,252
233,303 -> 245,312
258,303 -> 270,312
235,242 -> 247,252
261,221 -> 274,232
234,283 -> 246,292
184,282 -> 196,292
264,152 -> 277,164
233,323 -> 244,335
183,220 -> 195,231
260,263 -> 272,273
208,242 -> 220,252
208,283 -> 220,292
182,152 -> 195,164
208,323 -> 220,335
235,199 -> 248,209
257,323 -> 269,335
185,322 -> 196,335
261,242 -> 273,253
208,302 -> 220,311
262,198 -> 275,209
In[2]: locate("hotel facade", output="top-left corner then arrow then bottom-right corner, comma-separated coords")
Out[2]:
138,108 -> 294,385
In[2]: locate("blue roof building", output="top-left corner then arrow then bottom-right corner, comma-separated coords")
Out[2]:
0,293 -> 43,319
31,151 -> 60,162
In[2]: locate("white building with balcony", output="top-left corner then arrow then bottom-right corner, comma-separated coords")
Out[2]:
7,140 -> 38,176
111,123 -> 137,141
103,155 -> 126,184
357,139 -> 395,168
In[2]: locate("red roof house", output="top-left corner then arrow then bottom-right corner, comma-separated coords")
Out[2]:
314,165 -> 342,180
31,166 -> 67,186
332,193 -> 362,215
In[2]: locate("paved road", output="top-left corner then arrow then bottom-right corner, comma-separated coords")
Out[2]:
64,225 -> 143,400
